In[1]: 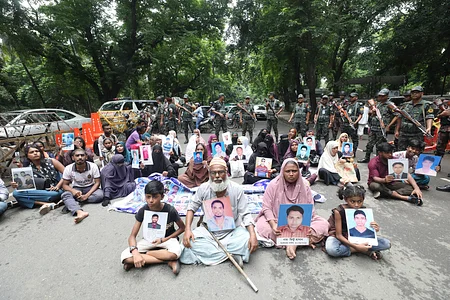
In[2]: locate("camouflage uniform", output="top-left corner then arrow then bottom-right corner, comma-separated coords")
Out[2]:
266,99 -> 283,142
435,108 -> 450,161
332,100 -> 345,140
212,100 -> 228,138
153,103 -> 164,133
397,100 -> 434,151
165,102 -> 178,133
363,102 -> 395,159
293,103 -> 311,137
315,104 -> 333,144
342,101 -> 363,153
240,103 -> 255,142
180,102 -> 195,140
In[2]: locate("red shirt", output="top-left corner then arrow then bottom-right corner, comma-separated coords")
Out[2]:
368,155 -> 388,186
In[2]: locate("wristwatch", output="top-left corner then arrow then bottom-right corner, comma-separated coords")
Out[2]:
129,246 -> 138,253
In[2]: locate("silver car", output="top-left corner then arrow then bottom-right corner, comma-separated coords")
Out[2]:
0,109 -> 91,138
253,105 -> 267,120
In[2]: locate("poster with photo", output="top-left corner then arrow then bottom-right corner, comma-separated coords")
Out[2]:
230,160 -> 245,178
345,208 -> 378,246
341,142 -> 353,158
232,145 -> 248,162
203,196 -> 236,232
212,142 -> 226,158
142,211 -> 168,242
11,167 -> 36,191
193,151 -> 203,164
131,149 -> 140,169
296,144 -> 311,163
162,135 -> 173,158
303,136 -> 316,151
62,132 -> 75,151
254,157 -> 272,178
276,204 -> 313,246
140,145 -> 153,165
222,132 -> 232,145
388,158 -> 408,180
415,154 -> 441,176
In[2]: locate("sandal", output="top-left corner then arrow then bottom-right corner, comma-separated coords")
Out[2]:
369,251 -> 382,260
39,203 -> 55,215
408,195 -> 424,206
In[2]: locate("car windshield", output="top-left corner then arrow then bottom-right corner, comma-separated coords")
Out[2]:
255,106 -> 265,110
99,101 -> 124,111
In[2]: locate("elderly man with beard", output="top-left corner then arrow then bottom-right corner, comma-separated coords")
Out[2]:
180,157 -> 258,267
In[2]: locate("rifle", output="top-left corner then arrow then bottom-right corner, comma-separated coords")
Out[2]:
175,102 -> 195,117
265,98 -> 279,119
386,101 -> 432,138
367,99 -> 387,139
333,102 -> 355,130
237,103 -> 257,122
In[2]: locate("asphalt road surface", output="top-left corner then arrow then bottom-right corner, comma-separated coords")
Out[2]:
1,117 -> 450,300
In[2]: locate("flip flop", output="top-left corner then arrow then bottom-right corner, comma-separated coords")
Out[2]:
408,195 -> 423,206
369,251 -> 382,260
39,203 -> 55,215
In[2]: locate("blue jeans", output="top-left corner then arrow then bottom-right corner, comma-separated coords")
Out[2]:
196,117 -> 203,129
13,189 -> 63,209
325,236 -> 391,257
411,173 -> 430,186
0,201 -> 7,216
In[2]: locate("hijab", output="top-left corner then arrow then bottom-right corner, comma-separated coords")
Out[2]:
264,134 -> 279,163
318,141 -> 339,173
253,129 -> 268,147
101,154 -> 134,188
336,133 -> 349,149
283,139 -> 299,160
231,132 -> 239,145
207,134 -> 218,158
115,141 -> 131,164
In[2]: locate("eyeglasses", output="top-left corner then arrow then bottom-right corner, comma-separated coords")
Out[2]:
210,170 -> 226,176
348,199 -> 364,205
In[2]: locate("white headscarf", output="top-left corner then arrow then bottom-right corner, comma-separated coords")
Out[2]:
318,141 -> 339,173
230,136 -> 253,162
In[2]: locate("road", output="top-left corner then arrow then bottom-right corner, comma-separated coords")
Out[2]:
1,116 -> 450,300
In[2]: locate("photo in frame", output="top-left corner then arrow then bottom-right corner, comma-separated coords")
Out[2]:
162,135 -> 173,158
232,145 -> 248,162
212,142 -> 226,158
142,211 -> 168,242
345,208 -> 378,246
222,132 -> 232,145
131,149 -> 140,169
203,196 -> 235,232
12,167 -> 36,191
254,157 -> 272,178
62,132 -> 75,151
276,204 -> 313,246
193,151 -> 203,164
296,144 -> 311,162
388,158 -> 408,180
303,136 -> 316,151
415,154 -> 441,176
341,142 -> 353,158
140,145 -> 153,165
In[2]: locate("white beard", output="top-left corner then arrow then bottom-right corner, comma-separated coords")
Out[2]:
209,177 -> 229,192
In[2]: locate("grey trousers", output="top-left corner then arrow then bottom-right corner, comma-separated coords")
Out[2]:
62,186 -> 104,215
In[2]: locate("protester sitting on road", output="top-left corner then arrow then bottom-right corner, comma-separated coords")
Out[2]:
393,139 -> 430,189
12,144 -> 65,215
98,123 -> 118,154
61,148 -> 103,224
255,159 -> 329,259
0,178 -> 9,216
101,154 -> 135,206
305,129 -> 323,167
20,141 -> 55,167
264,134 -> 280,165
288,128 -> 298,140
368,142 -> 423,206
178,143 -> 210,188
137,145 -> 176,178
115,141 -> 132,164
325,184 -> 391,260
243,142 -> 280,184
168,130 -> 186,167
125,125 -> 147,150
252,128 -> 268,151
185,129 -> 206,162
58,136 -> 95,166
180,157 -> 258,266
318,141 -> 345,186
226,132 -> 239,156
100,137 -> 115,165
121,181 -> 185,274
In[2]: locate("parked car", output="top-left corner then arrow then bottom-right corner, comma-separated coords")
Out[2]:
253,105 -> 267,120
98,99 -> 158,117
0,109 -> 91,138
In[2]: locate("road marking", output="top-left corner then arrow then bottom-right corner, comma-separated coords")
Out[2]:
440,178 -> 450,183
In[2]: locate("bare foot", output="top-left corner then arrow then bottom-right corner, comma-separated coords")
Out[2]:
286,245 -> 297,260
167,260 -> 180,275
123,263 -> 134,271
74,211 -> 89,224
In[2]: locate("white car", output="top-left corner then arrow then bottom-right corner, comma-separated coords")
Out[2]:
0,109 -> 91,138
253,105 -> 267,120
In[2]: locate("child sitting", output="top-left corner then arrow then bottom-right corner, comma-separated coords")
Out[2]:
101,138 -> 115,165
325,184 -> 391,260
120,181 -> 185,274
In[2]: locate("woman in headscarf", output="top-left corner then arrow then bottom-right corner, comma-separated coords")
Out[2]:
287,128 -> 298,140
243,142 -> 279,184
185,129 -> 206,162
336,132 -> 349,150
255,159 -> 329,259
283,139 -> 317,185
264,134 -> 279,164
12,144 -> 65,215
178,143 -> 211,188
226,132 -> 239,156
334,132 -> 360,182
318,141 -> 344,185
283,139 -> 299,160
252,128 -> 268,151
206,134 -> 218,158
115,141 -> 132,164
58,136 -> 94,166
100,154 -> 135,206
277,134 -> 290,162
138,145 -> 176,178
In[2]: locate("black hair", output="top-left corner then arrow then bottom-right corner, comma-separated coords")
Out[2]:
337,183 -> 366,200
74,136 -> 86,149
136,125 -> 147,134
377,142 -> 394,153
72,148 -> 86,156
407,139 -> 425,151
211,199 -> 224,209
151,214 -> 159,219
306,137 -> 312,141
354,210 -> 366,218
286,205 -> 304,216
422,155 -> 435,163
144,181 -> 165,196
24,143 -> 45,160
300,145 -> 307,150
102,123 -> 110,129
393,162 -> 404,167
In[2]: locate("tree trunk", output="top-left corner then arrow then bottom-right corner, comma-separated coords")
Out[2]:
20,57 -> 46,107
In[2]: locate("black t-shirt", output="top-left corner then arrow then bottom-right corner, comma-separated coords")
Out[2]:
135,203 -> 181,238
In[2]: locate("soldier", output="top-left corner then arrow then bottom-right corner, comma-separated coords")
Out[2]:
266,92 -> 284,142
164,97 -> 178,133
288,94 -> 310,138
179,94 -> 195,143
211,93 -> 228,138
332,91 -> 346,140
341,92 -> 364,157
435,99 -> 450,191
358,89 -> 396,163
314,95 -> 334,145
239,96 -> 257,143
392,90 -> 412,150
395,86 -> 434,151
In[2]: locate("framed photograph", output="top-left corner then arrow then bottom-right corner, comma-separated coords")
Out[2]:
341,142 -> 353,158
276,204 -> 313,246
303,136 -> 316,151
254,157 -> 272,178
232,145 -> 247,162
345,208 -> 378,246
230,160 -> 245,178
12,167 -> 36,191
222,132 -> 232,145
203,196 -> 235,232
162,135 -> 173,158
193,151 -> 203,164
131,149 -> 140,169
212,141 -> 226,158
62,132 -> 75,151
142,211 -> 168,242
140,145 -> 153,165
296,144 -> 310,162
388,158 -> 408,180
415,154 -> 441,176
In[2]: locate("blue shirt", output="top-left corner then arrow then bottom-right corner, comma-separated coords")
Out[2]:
194,107 -> 204,119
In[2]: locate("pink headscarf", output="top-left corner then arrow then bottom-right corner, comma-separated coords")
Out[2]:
206,134 -> 217,158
